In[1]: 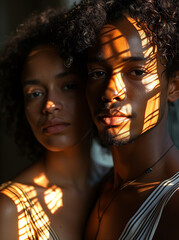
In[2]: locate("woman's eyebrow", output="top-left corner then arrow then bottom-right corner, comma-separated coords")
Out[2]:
55,71 -> 71,78
22,79 -> 41,87
22,71 -> 72,87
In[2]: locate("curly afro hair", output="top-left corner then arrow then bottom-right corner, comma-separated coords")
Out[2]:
62,0 -> 179,78
1,0 -> 178,161
0,7 -> 84,161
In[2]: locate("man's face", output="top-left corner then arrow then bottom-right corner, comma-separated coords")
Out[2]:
87,16 -> 168,146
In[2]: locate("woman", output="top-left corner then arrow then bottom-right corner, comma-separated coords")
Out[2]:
0,8 -> 110,240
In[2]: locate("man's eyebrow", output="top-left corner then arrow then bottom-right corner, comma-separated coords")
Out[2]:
121,56 -> 146,62
88,56 -> 146,63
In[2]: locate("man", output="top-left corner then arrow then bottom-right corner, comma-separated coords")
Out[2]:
65,0 -> 179,239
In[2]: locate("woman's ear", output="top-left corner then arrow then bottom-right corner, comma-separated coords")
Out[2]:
167,71 -> 179,103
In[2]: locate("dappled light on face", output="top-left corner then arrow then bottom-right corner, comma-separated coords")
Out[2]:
141,53 -> 160,95
101,25 -> 131,60
127,18 -> 161,135
127,17 -> 155,59
105,20 -> 160,141
113,117 -> 131,141
127,17 -> 160,92
142,72 -> 160,93
44,185 -> 63,214
88,17 -> 163,145
2,182 -> 63,239
142,93 -> 160,134
113,70 -> 126,100
109,103 -> 132,142
46,100 -> 56,109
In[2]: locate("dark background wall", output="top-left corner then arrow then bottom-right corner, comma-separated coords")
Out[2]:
0,0 -> 80,184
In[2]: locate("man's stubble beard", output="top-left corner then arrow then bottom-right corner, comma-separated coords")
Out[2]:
98,129 -> 137,147
94,96 -> 167,147
98,115 -> 164,147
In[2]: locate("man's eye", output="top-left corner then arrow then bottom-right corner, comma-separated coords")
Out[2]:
129,69 -> 147,77
88,70 -> 107,80
63,82 -> 78,90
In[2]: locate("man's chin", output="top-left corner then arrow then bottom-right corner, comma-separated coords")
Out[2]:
98,131 -> 133,147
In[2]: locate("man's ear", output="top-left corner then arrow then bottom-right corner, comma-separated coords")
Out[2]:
167,71 -> 179,102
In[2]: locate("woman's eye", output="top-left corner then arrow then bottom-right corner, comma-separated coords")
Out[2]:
25,91 -> 43,99
88,70 -> 107,80
63,82 -> 78,90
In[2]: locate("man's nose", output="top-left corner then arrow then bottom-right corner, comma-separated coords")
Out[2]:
42,100 -> 62,114
101,72 -> 126,102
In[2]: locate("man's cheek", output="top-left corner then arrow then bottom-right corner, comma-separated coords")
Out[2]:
142,92 -> 160,134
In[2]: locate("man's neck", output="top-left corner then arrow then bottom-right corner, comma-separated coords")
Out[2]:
111,122 -> 175,188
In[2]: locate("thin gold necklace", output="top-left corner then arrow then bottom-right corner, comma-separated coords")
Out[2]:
95,144 -> 174,240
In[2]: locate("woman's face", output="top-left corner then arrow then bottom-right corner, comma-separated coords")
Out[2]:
22,45 -> 92,151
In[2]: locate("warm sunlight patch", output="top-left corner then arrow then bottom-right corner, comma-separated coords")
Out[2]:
1,183 -> 64,239
44,185 -> 63,214
142,92 -> 160,133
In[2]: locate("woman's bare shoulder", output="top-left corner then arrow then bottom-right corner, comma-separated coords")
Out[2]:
0,191 -> 19,240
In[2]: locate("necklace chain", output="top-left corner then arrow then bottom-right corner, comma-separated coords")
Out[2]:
95,144 -> 174,240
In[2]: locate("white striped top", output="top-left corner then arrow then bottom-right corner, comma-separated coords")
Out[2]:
119,172 -> 179,240
0,182 -> 60,240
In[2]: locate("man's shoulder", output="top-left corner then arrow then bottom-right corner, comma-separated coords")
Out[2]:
158,171 -> 179,216
153,178 -> 179,239
164,185 -> 179,214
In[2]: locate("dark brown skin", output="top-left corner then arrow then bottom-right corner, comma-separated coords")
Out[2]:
85,16 -> 179,240
0,46 -> 99,240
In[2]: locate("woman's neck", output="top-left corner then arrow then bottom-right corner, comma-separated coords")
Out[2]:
42,137 -> 93,191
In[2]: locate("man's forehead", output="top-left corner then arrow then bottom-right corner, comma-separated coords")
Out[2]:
99,24 -> 132,60
88,16 -> 155,61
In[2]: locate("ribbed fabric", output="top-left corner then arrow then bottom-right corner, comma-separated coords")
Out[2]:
0,182 -> 60,240
119,172 -> 179,240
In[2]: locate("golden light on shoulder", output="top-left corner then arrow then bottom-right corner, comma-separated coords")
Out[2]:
44,185 -> 63,214
1,183 -> 63,239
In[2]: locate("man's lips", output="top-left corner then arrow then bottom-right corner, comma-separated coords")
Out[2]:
97,111 -> 131,126
102,116 -> 130,126
42,118 -> 70,134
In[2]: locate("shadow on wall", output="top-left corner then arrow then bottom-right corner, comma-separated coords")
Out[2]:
0,0 -> 81,184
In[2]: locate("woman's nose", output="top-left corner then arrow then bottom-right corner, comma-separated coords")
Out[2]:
42,100 -> 62,114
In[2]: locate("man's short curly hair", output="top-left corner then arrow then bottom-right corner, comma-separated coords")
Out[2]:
62,0 -> 179,78
0,8 -> 83,161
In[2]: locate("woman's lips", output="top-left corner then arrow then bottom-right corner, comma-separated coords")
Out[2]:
42,118 -> 70,134
43,124 -> 70,134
